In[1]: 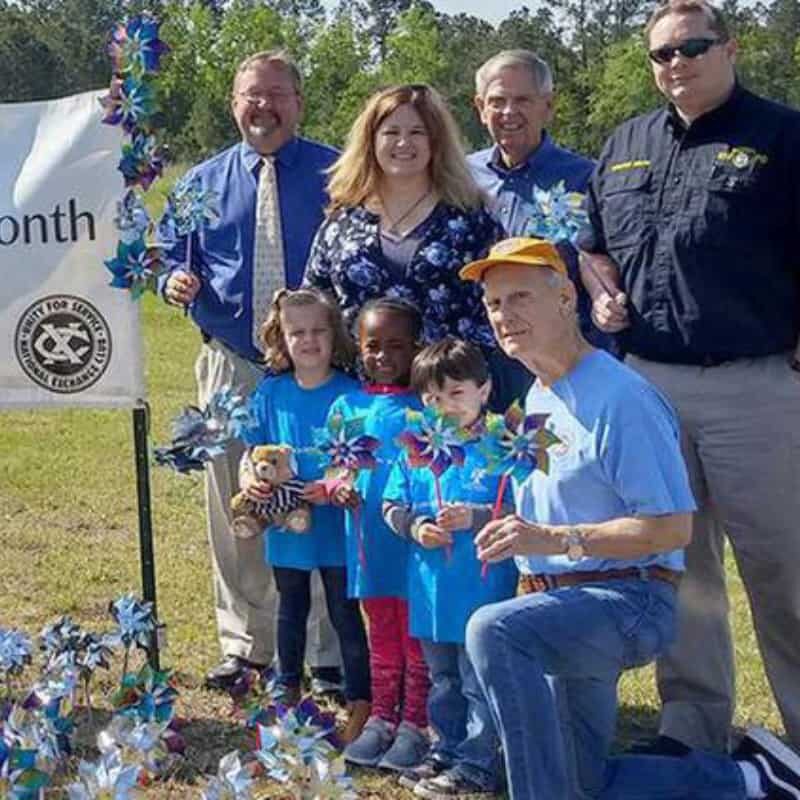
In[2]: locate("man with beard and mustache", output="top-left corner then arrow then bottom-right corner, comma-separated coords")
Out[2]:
161,50 -> 342,692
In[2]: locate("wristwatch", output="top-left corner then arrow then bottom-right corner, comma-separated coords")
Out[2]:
564,528 -> 586,562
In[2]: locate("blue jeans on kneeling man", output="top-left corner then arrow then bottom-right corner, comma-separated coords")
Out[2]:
465,578 -> 747,800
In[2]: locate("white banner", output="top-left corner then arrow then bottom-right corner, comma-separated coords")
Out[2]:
0,89 -> 145,409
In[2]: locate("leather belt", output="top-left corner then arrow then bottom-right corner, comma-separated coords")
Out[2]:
518,566 -> 682,595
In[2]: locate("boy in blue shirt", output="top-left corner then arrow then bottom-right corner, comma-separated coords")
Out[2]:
384,337 -> 518,799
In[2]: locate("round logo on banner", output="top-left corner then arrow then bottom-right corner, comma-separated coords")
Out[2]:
14,295 -> 112,394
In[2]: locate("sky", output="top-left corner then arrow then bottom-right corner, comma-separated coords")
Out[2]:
423,0 -> 525,25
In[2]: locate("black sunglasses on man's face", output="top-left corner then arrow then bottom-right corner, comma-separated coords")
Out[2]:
648,36 -> 723,65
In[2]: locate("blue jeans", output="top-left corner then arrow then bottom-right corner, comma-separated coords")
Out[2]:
421,639 -> 502,790
273,566 -> 370,702
465,579 -> 746,800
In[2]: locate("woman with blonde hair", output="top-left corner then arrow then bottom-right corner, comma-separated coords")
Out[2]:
303,83 -> 502,350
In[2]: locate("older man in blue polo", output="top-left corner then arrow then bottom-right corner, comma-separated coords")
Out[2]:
460,237 -> 800,800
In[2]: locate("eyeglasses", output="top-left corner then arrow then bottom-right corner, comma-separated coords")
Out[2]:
237,89 -> 296,106
648,37 -> 722,64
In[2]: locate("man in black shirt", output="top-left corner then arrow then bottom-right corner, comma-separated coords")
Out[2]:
579,0 -> 800,756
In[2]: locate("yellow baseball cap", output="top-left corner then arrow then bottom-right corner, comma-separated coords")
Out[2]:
459,237 -> 568,282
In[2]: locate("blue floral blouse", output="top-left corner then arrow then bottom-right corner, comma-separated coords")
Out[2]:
302,203 -> 503,347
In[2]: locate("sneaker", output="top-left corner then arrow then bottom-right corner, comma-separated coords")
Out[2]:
378,721 -> 429,771
343,716 -> 395,767
414,768 -> 496,799
734,726 -> 800,799
399,754 -> 450,790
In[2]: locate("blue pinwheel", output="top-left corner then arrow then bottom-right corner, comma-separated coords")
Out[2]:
0,628 -> 32,683
66,748 -> 141,800
153,387 -> 253,474
107,14 -> 169,77
105,237 -> 165,299
202,751 -> 253,800
107,595 -> 156,676
523,180 -> 588,245
114,190 -> 151,245
480,400 -> 562,514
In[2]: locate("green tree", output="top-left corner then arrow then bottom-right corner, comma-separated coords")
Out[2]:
302,12 -> 371,146
585,34 -> 660,152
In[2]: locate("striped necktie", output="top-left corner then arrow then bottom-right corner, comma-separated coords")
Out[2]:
251,155 -> 285,352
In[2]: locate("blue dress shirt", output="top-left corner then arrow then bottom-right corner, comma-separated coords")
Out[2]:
468,133 -> 618,354
160,137 -> 338,362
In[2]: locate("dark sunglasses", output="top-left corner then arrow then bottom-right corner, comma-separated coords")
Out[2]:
648,37 -> 722,65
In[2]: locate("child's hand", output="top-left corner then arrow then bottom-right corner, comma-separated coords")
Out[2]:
242,474 -> 274,503
416,522 -> 453,550
436,503 -> 473,532
302,482 -> 329,505
331,483 -> 361,509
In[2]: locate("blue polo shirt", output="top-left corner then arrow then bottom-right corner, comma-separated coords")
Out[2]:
160,137 -> 338,362
579,84 -> 800,364
514,350 -> 695,577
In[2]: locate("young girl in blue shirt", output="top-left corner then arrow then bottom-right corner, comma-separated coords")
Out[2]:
326,298 -> 430,772
239,287 -> 370,743
383,337 -> 518,798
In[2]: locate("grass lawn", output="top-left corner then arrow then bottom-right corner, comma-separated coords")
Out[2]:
0,188 -> 783,794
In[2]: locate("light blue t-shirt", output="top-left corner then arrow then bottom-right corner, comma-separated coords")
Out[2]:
244,370 -> 358,570
384,437 -> 518,644
326,388 -> 422,599
515,350 -> 696,576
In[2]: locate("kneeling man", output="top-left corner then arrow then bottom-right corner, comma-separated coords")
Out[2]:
460,238 -> 800,800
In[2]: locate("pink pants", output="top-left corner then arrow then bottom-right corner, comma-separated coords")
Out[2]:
362,597 -> 429,729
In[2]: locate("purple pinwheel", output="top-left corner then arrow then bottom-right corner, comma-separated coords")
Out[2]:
105,237 -> 165,299
523,180 -> 588,245
314,413 -> 381,568
118,132 -> 165,191
154,387 -> 253,474
99,76 -> 157,133
108,14 -> 169,77
397,406 -> 469,510
315,413 -> 380,475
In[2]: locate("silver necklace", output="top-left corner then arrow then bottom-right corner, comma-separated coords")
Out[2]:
381,189 -> 432,236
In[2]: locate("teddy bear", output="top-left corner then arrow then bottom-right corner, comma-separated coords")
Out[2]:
230,444 -> 312,538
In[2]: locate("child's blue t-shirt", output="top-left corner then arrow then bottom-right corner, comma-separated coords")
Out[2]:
244,370 -> 358,570
326,388 -> 422,599
383,435 -> 518,644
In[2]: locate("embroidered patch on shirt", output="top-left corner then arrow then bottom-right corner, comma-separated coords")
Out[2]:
716,146 -> 768,169
609,159 -> 651,173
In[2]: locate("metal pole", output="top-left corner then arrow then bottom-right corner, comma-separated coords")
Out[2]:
132,402 -> 160,670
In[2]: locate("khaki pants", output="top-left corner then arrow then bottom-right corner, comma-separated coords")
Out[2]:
628,353 -> 800,751
196,340 -> 340,667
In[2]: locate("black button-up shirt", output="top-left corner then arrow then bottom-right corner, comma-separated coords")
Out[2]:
580,84 -> 800,364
